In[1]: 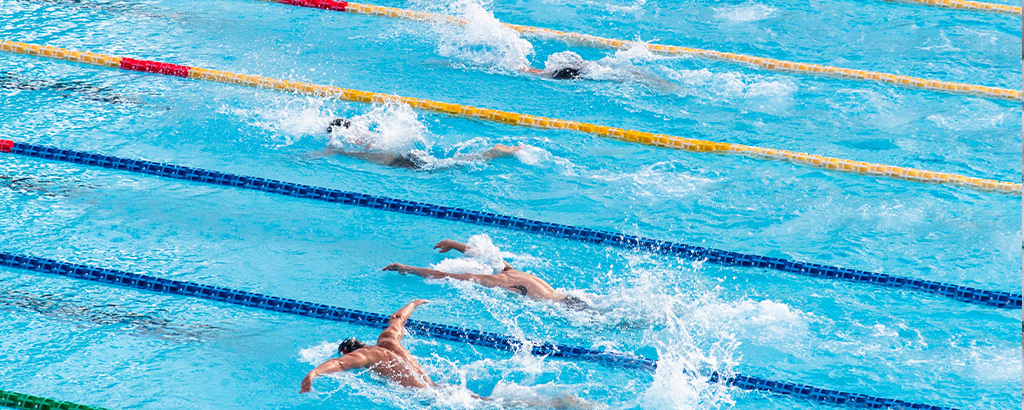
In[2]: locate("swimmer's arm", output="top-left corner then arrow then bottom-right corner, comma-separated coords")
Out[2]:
383,264 -> 502,286
377,299 -> 429,345
299,354 -> 372,393
517,66 -> 546,75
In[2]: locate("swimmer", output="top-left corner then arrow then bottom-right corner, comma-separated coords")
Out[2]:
520,51 -> 587,80
520,51 -> 681,93
300,300 -> 475,394
322,118 -> 524,170
520,65 -> 583,80
300,299 -> 600,408
383,239 -> 591,310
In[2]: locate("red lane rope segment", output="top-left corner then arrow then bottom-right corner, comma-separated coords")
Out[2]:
279,0 -> 348,11
119,58 -> 191,77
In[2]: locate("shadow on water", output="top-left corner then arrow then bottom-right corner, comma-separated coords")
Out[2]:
0,172 -> 100,197
8,0 -> 145,13
0,71 -> 148,106
0,289 -> 222,341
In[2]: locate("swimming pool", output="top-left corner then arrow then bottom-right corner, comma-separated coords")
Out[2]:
0,0 -> 1020,408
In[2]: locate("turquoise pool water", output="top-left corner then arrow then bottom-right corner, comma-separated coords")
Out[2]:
0,0 -> 1020,408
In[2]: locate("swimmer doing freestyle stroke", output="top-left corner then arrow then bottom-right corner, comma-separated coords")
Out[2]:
519,51 -> 680,93
321,118 -> 524,170
383,238 -> 592,310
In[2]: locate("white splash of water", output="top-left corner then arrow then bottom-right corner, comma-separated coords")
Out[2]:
328,102 -> 431,154
299,340 -> 341,365
421,0 -> 535,71
585,253 -> 741,408
431,234 -> 540,275
223,98 -> 336,146
511,144 -> 554,166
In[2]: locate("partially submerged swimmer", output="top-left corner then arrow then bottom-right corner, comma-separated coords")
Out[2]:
300,300 -> 463,392
383,238 -> 591,310
520,51 -> 680,93
323,118 -> 523,170
521,65 -> 583,80
300,300 -> 599,408
520,50 -> 587,80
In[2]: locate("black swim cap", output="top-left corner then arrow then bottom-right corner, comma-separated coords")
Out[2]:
338,338 -> 365,355
551,67 -> 582,80
327,118 -> 352,133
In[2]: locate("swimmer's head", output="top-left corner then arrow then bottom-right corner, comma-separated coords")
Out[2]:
338,338 -> 365,355
551,67 -> 582,80
543,51 -> 585,80
327,118 -> 351,133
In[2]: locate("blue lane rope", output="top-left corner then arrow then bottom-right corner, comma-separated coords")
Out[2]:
1,140 -> 1018,310
0,252 -> 956,410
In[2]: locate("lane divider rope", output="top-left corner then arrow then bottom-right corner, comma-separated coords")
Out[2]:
0,40 -> 1019,195
0,252 -> 958,410
0,389 -> 107,410
2,139 -> 1018,310
885,0 -> 1022,15
264,0 -> 1022,99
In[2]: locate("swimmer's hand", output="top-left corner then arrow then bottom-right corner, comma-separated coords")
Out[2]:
382,263 -> 411,274
434,239 -> 458,253
434,239 -> 469,253
299,374 -> 314,394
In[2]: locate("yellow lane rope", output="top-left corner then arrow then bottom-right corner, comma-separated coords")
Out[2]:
886,0 -> 1022,15
260,0 -> 1021,102
1,39 -> 1018,194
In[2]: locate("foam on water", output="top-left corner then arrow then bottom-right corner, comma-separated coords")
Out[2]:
661,67 -> 795,101
589,161 -> 718,198
714,3 -> 779,23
